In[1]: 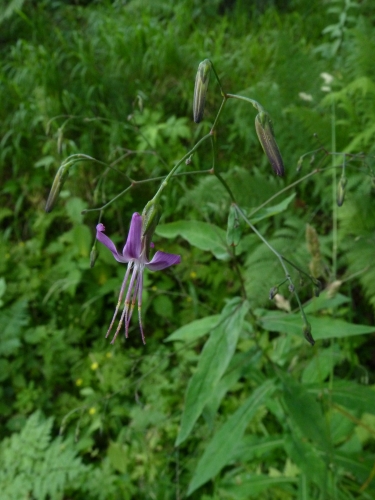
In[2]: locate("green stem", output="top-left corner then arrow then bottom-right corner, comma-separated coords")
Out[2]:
209,60 -> 225,96
81,169 -> 212,214
210,96 -> 227,131
331,98 -> 338,280
226,93 -> 265,113
235,204 -> 312,341
149,133 -> 212,203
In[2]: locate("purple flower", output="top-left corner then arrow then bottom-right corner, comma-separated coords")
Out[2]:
96,213 -> 181,344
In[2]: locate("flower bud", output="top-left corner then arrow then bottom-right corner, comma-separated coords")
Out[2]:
45,163 -> 70,213
141,200 -> 161,258
255,111 -> 285,176
302,322 -> 315,346
193,59 -> 211,123
337,176 -> 347,207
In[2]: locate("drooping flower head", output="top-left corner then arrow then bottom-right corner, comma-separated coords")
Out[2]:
96,213 -> 181,344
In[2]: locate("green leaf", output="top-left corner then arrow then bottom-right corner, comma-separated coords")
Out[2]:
303,291 -> 351,314
329,381 -> 375,415
176,298 -> 249,446
247,193 -> 296,224
284,435 -> 327,486
259,312 -> 374,340
280,374 -> 331,454
187,380 -> 275,495
164,314 -> 220,342
231,435 -> 285,462
219,475 -> 297,499
302,344 -> 342,383
156,221 -> 230,260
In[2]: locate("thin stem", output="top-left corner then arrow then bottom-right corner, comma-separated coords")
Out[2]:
235,204 -> 313,342
331,98 -> 338,280
210,96 -> 227,131
81,169 -> 212,214
226,93 -> 265,113
150,133 -> 212,203
214,172 -> 236,203
248,169 -> 320,219
209,60 -> 225,96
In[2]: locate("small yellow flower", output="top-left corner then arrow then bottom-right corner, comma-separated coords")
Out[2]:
106,352 -> 112,359
151,286 -> 157,292
186,296 -> 192,303
75,378 -> 83,386
190,271 -> 197,279
89,407 -> 96,415
91,362 -> 99,370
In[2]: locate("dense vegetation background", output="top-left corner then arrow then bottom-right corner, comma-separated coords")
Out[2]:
1,0 -> 375,498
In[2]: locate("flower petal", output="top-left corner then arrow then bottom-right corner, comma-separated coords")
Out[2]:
146,251 -> 181,271
123,213 -> 142,259
96,223 -> 129,263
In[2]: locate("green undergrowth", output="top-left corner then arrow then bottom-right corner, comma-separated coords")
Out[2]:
1,0 -> 375,498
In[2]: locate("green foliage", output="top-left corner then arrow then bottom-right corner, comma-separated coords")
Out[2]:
0,411 -> 108,500
1,0 -> 375,498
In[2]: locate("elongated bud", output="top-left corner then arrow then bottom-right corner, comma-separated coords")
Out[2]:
226,204 -> 242,247
141,200 -> 161,258
255,111 -> 285,176
45,163 -> 70,213
193,59 -> 211,123
337,176 -> 347,207
302,322 -> 315,346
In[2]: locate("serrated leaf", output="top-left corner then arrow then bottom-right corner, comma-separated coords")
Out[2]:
176,298 -> 249,446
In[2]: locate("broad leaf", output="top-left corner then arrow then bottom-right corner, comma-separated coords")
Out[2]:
156,221 -> 230,260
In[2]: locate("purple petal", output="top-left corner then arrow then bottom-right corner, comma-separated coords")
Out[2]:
123,213 -> 142,259
96,223 -> 129,263
146,251 -> 181,271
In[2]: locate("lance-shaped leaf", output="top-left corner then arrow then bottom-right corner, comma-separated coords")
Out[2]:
255,111 -> 285,176
193,59 -> 211,123
187,380 -> 276,495
175,298 -> 249,446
